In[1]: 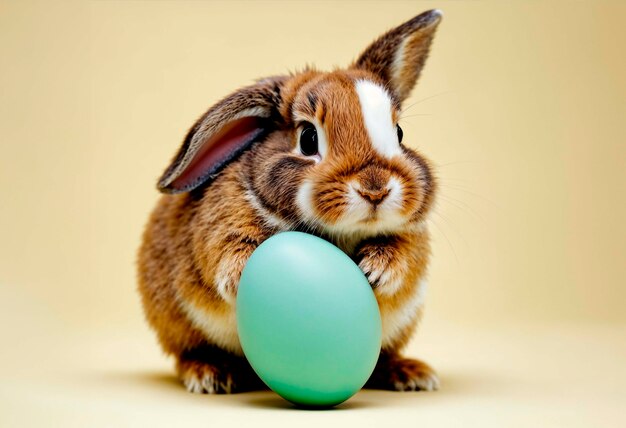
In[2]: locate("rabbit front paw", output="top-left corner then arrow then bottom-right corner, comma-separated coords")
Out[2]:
214,248 -> 255,304
357,240 -> 406,295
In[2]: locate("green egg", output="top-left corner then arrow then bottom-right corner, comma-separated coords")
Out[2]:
237,231 -> 382,408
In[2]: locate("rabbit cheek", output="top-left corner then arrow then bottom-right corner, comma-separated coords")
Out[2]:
316,182 -> 351,225
254,156 -> 311,224
296,178 -> 349,228
391,166 -> 423,219
400,149 -> 436,221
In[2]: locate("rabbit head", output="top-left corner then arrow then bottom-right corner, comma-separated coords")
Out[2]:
157,10 -> 442,238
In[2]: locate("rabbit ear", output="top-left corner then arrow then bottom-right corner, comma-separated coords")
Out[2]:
157,77 -> 286,194
353,9 -> 442,104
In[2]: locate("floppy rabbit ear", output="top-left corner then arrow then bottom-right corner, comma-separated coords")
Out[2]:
157,77 -> 286,194
352,9 -> 442,104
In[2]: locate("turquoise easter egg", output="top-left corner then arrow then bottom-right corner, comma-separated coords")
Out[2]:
236,231 -> 382,407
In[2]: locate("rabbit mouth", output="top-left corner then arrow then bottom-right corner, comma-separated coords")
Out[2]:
353,212 -> 380,227
327,181 -> 411,234
354,208 -> 409,232
333,210 -> 408,236
296,175 -> 421,236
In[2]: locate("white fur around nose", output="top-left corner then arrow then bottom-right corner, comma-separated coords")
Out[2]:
355,80 -> 402,158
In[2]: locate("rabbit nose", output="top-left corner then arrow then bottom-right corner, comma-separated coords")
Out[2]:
357,187 -> 390,205
355,165 -> 392,206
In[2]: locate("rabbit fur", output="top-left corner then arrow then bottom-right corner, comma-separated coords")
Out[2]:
138,9 -> 443,394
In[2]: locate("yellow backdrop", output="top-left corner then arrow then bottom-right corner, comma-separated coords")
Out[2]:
2,0 -> 624,330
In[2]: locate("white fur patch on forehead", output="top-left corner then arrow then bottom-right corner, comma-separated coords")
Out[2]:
355,80 -> 402,158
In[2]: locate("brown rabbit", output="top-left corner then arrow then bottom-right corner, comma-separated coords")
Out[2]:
138,10 -> 442,394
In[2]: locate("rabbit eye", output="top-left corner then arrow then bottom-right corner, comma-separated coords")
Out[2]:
299,122 -> 318,157
396,124 -> 404,144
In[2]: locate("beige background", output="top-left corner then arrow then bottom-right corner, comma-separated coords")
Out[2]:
1,1 -> 625,427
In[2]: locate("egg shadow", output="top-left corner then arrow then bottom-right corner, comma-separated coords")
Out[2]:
98,369 -> 485,409
245,370 -> 489,410
242,392 -> 379,411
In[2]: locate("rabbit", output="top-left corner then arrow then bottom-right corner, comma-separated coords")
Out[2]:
137,9 -> 442,394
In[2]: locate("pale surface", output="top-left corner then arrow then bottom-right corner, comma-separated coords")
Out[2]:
1,317 -> 624,427
1,0 -> 625,426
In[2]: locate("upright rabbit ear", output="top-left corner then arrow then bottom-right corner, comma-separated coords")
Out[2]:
157,77 -> 286,194
352,9 -> 442,104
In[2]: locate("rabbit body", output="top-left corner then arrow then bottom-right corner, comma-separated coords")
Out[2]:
138,10 -> 443,394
